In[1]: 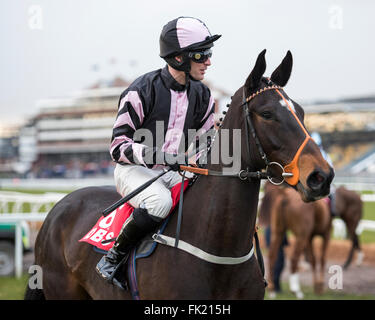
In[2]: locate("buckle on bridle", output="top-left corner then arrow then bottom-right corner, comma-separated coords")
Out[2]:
238,170 -> 249,181
266,162 -> 293,186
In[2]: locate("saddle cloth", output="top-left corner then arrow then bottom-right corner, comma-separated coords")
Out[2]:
79,180 -> 189,252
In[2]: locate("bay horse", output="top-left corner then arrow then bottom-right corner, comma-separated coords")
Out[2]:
260,182 -> 331,299
333,186 -> 363,269
26,50 -> 334,300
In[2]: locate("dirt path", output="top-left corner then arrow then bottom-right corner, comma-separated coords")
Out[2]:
263,237 -> 375,296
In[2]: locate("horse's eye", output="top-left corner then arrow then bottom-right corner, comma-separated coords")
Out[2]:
260,111 -> 273,120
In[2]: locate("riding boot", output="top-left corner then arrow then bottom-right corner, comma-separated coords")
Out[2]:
96,207 -> 161,288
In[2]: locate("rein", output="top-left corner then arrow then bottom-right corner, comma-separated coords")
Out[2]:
153,84 -> 285,272
156,81 -> 310,274
102,81 -> 310,277
180,81 -> 295,186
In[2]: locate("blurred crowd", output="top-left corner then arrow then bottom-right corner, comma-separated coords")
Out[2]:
26,159 -> 115,179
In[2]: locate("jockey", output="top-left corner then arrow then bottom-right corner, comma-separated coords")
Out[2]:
96,17 -> 221,286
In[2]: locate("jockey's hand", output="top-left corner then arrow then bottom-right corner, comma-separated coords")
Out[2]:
164,153 -> 188,171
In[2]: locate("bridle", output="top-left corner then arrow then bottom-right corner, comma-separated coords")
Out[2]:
181,79 -> 310,186
102,78 -> 312,277
239,78 -> 311,186
103,80 -> 310,217
240,82 -> 288,185
156,80 -> 311,272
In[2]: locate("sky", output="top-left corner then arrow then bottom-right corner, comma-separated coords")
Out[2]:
1,0 -> 374,123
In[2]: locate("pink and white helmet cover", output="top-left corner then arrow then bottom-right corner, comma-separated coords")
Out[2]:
176,17 -> 211,49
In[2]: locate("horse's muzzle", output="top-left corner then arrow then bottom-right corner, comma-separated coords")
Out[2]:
306,167 -> 335,199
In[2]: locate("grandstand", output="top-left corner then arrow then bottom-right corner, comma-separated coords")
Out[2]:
0,120 -> 24,177
22,82 -> 126,178
1,76 -> 374,179
303,95 -> 375,175
13,77 -> 228,179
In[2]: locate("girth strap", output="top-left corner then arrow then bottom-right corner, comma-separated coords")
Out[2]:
152,233 -> 254,265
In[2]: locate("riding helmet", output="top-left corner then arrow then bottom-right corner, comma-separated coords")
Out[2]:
159,16 -> 221,72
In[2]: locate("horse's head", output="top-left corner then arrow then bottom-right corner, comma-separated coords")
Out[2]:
230,49 -> 334,202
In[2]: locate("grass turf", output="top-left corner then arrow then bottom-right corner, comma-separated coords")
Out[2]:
0,274 -> 29,300
0,274 -> 374,300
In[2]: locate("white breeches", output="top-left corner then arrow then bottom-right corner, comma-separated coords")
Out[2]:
114,164 -> 186,219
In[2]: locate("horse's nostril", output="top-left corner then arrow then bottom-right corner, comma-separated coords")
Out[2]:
307,170 -> 326,190
315,173 -> 324,184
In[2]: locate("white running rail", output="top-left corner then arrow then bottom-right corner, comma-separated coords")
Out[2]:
0,191 -> 66,278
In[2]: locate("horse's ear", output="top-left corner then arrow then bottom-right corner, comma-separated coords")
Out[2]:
244,49 -> 267,93
270,50 -> 293,87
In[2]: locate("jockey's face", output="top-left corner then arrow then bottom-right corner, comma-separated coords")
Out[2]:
169,54 -> 212,84
189,57 -> 211,81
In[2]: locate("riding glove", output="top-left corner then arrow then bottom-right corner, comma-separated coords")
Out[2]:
163,152 -> 188,171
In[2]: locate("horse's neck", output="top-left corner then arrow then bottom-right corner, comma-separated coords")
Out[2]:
208,100 -> 263,173
178,172 -> 260,256
170,98 -> 263,255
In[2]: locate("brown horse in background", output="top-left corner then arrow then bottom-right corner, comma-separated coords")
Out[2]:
333,186 -> 363,269
26,50 -> 334,300
260,182 -> 331,299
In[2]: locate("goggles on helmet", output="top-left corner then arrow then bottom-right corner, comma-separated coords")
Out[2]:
188,49 -> 212,63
